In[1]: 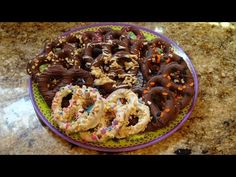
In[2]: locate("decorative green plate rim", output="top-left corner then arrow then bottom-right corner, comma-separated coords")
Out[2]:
29,23 -> 198,152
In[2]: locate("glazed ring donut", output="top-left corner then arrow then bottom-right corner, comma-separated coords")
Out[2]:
52,85 -> 80,122
79,89 -> 138,142
140,54 -> 167,82
43,32 -> 84,65
106,88 -> 139,109
52,85 -> 104,133
143,87 -> 177,128
140,38 -> 172,81
27,51 -> 71,81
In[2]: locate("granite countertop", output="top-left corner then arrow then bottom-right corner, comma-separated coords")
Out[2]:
0,22 -> 235,155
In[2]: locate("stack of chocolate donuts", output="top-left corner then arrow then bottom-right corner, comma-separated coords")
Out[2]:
27,26 -> 194,142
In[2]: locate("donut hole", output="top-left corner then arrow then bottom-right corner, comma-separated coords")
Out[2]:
84,104 -> 95,114
152,81 -> 163,87
184,92 -> 192,97
171,55 -> 184,64
61,93 -> 73,108
149,65 -> 160,74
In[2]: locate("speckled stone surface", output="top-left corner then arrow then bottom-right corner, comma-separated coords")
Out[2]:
0,22 -> 235,155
